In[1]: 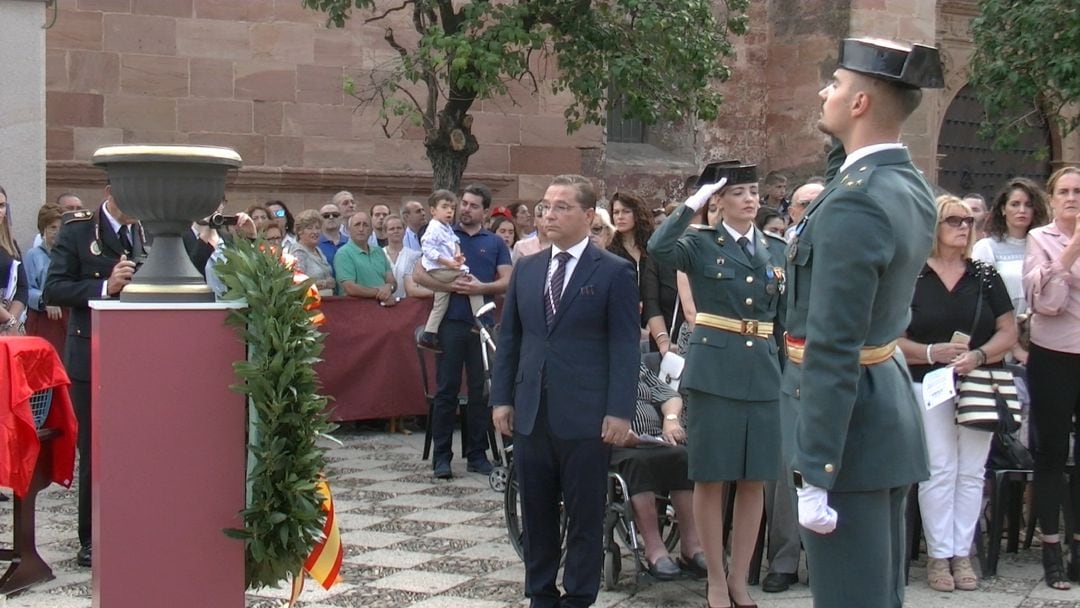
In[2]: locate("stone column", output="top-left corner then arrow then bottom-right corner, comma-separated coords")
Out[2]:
0,0 -> 47,248
849,0 -> 940,177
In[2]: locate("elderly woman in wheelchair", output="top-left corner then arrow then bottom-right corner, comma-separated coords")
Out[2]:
609,361 -> 707,580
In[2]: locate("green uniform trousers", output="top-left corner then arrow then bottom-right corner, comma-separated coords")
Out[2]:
800,485 -> 909,608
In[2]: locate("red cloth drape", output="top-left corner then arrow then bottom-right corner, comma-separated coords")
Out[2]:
315,297 -> 432,421
0,336 -> 78,497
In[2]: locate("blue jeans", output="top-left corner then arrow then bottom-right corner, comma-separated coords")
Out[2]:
432,319 -> 491,465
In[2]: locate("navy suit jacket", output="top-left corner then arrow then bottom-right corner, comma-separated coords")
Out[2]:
490,242 -> 640,440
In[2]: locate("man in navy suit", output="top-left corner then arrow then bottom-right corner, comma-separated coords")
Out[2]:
490,174 -> 640,608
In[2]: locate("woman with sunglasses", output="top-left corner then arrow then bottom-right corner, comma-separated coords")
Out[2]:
265,200 -> 297,249
1025,167 -> 1080,590
898,195 -> 1017,592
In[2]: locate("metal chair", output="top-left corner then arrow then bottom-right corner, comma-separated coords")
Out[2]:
415,326 -> 469,461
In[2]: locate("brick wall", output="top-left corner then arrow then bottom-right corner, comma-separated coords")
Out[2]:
44,0 -> 599,212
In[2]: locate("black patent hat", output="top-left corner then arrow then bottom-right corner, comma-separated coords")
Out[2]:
695,160 -> 758,188
838,37 -> 945,89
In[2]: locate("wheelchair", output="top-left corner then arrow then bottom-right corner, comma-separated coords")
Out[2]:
496,448 -> 682,590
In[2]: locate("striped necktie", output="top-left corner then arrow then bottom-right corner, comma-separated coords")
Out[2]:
544,251 -> 572,327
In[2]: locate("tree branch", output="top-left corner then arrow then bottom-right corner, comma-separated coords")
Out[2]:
364,0 -> 413,24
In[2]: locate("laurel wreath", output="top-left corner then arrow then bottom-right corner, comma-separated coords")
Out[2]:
214,237 -> 334,589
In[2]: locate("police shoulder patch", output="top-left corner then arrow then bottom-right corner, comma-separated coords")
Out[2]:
63,209 -> 94,224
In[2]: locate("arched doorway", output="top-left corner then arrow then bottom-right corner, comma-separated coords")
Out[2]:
937,84 -> 1052,199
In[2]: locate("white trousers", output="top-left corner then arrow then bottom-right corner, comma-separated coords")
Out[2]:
915,382 -> 993,558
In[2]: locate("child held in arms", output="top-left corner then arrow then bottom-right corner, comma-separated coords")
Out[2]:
416,190 -> 483,352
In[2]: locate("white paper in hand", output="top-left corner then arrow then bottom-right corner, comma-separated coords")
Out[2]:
921,366 -> 956,411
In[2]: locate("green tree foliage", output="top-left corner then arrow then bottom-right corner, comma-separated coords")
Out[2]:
303,0 -> 749,191
969,0 -> 1080,148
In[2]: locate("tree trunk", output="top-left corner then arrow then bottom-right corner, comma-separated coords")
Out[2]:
425,103 -> 479,192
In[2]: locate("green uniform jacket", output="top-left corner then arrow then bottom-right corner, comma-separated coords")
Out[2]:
649,206 -> 787,402
782,143 -> 934,491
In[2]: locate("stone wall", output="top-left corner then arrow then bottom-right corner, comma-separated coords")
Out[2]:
42,0 -> 1076,216
44,0 -> 600,213
2,0 -> 47,248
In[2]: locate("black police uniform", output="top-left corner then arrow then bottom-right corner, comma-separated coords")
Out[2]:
43,203 -> 141,556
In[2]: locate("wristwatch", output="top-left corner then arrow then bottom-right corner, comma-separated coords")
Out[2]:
663,413 -> 679,421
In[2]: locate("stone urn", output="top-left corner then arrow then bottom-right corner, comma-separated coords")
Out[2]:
91,145 -> 243,303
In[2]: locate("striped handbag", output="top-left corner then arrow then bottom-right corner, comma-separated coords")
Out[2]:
955,368 -> 1021,431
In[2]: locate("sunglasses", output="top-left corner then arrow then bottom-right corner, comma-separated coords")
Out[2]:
940,216 -> 975,228
322,212 -> 341,219
272,208 -> 286,218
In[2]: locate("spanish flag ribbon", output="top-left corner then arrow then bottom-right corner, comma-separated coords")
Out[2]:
287,477 -> 343,606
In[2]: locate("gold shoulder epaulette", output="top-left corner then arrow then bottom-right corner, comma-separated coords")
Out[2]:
63,209 -> 93,224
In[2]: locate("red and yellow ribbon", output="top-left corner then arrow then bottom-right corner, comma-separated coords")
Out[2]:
288,477 -> 343,605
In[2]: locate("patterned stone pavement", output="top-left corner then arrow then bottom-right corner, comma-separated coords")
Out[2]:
2,428 -> 1080,607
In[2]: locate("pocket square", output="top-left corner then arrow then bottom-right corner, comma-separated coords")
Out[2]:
579,285 -> 596,296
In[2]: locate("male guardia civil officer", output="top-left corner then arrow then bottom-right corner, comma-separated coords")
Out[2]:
781,38 -> 944,607
490,175 -> 639,608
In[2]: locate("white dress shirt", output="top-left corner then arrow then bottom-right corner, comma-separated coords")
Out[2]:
722,221 -> 756,256
547,236 -> 590,297
840,142 -> 906,173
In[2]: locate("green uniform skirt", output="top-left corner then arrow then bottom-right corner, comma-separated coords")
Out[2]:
685,389 -> 780,482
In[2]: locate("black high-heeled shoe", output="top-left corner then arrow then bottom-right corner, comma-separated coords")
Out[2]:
1043,542 -> 1071,590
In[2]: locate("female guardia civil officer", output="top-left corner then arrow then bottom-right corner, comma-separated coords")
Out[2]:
649,161 -> 787,608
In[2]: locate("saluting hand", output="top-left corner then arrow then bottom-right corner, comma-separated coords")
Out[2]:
684,178 -> 728,212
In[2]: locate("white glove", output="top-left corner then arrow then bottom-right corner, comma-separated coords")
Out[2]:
797,482 -> 838,534
684,178 -> 727,212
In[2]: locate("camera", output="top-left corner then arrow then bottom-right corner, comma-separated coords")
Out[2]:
208,213 -> 240,228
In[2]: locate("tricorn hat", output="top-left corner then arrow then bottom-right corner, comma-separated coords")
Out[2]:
838,37 -> 945,89
696,160 -> 758,189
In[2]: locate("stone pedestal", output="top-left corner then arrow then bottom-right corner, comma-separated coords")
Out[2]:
89,301 -> 247,608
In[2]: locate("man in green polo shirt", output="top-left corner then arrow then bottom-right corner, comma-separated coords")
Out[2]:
334,210 -> 396,305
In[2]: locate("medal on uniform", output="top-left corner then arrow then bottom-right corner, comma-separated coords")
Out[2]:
786,239 -> 798,262
90,241 -> 101,256
773,265 -> 786,294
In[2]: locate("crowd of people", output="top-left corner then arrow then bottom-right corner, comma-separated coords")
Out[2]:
1,37 -> 1079,608
1,155 -> 1078,599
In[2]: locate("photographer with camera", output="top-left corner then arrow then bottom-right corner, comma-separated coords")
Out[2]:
43,186 -> 145,568
204,211 -> 259,298
184,200 -> 235,278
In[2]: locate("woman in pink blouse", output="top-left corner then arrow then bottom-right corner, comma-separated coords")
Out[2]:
1024,166 -> 1080,590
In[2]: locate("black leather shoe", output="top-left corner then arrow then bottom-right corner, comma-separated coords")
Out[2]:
647,555 -> 681,581
678,552 -> 708,578
77,544 -> 92,568
761,572 -> 798,593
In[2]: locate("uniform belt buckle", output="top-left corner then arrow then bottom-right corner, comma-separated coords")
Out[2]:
741,319 -> 758,336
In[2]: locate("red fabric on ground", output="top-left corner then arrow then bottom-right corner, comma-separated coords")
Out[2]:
0,336 -> 78,497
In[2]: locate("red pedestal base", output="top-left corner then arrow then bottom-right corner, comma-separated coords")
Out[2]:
90,302 -> 246,608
